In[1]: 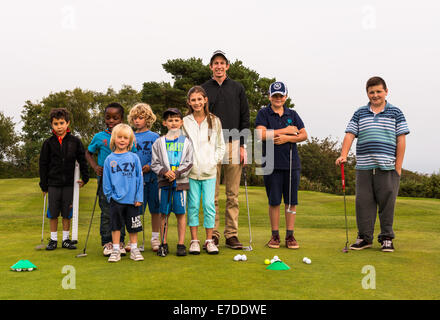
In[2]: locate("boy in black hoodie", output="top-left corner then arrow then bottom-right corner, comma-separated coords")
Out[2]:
39,108 -> 89,250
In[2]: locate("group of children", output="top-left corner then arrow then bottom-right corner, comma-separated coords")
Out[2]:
39,75 -> 408,262
39,84 -> 234,262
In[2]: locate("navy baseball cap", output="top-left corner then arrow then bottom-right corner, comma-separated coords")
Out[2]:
210,50 -> 229,64
162,108 -> 183,119
269,81 -> 288,97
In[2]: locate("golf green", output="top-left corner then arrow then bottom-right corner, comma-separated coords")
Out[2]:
0,178 -> 439,300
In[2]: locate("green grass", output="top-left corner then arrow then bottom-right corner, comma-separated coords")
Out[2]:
1,178 -> 439,300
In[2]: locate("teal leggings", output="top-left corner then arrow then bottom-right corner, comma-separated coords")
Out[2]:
187,178 -> 216,228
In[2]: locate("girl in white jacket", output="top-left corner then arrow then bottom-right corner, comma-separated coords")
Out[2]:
183,86 -> 225,254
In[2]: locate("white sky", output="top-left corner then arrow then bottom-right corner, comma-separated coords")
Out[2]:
1,0 -> 439,174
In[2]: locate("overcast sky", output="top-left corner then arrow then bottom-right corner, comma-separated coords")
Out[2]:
1,0 -> 439,174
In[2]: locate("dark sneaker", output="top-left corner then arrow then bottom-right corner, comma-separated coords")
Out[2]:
267,235 -> 280,248
285,235 -> 299,249
349,237 -> 372,250
46,239 -> 57,250
225,236 -> 243,249
62,239 -> 77,250
157,243 -> 169,257
381,239 -> 395,252
176,244 -> 187,256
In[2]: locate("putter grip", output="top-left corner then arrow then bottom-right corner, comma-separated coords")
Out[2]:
341,163 -> 345,191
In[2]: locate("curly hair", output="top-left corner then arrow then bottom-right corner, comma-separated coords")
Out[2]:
128,103 -> 157,130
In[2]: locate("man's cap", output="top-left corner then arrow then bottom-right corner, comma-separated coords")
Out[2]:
269,81 -> 288,97
162,107 -> 183,119
210,50 -> 229,64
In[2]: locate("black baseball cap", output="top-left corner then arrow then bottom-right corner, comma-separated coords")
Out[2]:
162,108 -> 183,120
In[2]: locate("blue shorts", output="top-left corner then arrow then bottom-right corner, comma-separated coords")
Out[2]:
263,169 -> 300,206
159,187 -> 187,215
140,179 -> 160,215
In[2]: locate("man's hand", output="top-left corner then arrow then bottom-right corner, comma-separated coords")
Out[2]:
134,201 -> 142,207
240,146 -> 247,166
142,164 -> 151,173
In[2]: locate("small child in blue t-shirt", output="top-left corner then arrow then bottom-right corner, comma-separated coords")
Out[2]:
85,103 -> 137,257
128,103 -> 160,252
103,123 -> 144,263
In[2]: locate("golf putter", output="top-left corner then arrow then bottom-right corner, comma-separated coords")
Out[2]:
35,194 -> 47,250
287,143 -> 295,214
242,167 -> 253,251
341,163 -> 349,253
76,180 -> 101,258
158,183 -> 172,257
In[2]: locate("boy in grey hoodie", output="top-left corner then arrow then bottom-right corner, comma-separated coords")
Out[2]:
151,108 -> 194,256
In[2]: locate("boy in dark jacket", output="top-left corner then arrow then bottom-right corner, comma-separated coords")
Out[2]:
39,108 -> 89,250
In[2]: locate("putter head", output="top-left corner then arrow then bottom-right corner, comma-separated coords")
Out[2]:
35,244 -> 45,250
157,245 -> 167,257
242,246 -> 253,251
76,252 -> 88,258
342,246 -> 349,253
139,246 -> 145,252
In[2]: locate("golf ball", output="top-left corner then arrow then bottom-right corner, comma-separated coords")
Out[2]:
303,257 -> 311,264
270,259 -> 275,264
15,269 -> 22,272
241,254 -> 247,261
264,259 -> 270,265
273,255 -> 279,261
233,254 -> 241,261
28,268 -> 34,271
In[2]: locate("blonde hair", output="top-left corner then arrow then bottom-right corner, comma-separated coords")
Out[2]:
128,103 -> 157,130
110,123 -> 135,151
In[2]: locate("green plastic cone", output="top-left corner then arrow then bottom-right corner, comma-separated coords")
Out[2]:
10,260 -> 37,271
266,260 -> 290,270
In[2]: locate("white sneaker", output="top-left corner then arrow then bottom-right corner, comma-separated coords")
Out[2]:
151,238 -> 160,252
205,239 -> 219,255
130,247 -> 144,261
108,249 -> 121,262
103,242 -> 113,257
189,240 -> 200,255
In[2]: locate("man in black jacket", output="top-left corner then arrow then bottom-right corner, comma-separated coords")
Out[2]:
202,50 -> 250,249
39,108 -> 89,250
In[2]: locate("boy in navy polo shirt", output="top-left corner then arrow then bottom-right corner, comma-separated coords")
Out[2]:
336,77 -> 410,252
255,82 -> 308,249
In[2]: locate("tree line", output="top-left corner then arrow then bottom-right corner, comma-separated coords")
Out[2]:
0,58 -> 438,198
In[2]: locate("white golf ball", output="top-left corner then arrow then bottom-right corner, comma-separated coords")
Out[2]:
241,254 -> 247,261
303,257 -> 311,264
270,259 -> 275,264
273,255 -> 279,261
233,254 -> 241,261
28,268 -> 34,271
16,269 -> 22,272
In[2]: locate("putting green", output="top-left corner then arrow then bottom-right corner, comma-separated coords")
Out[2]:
0,178 -> 439,300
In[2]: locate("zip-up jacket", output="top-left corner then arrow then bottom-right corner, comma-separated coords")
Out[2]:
183,114 -> 225,180
39,131 -> 89,192
150,134 -> 194,190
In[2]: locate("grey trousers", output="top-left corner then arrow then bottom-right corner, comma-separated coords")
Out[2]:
355,169 -> 401,243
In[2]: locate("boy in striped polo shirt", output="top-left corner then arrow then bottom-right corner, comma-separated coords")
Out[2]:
336,77 -> 410,252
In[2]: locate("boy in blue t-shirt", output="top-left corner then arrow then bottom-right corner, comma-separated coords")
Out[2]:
85,102 -> 136,257
103,123 -> 144,262
255,82 -> 308,250
128,103 -> 160,252
151,108 -> 194,257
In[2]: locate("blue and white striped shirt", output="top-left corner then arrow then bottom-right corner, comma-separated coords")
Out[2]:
345,102 -> 410,170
